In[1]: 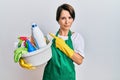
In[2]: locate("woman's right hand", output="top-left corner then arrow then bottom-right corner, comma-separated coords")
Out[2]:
49,33 -> 74,58
19,58 -> 36,70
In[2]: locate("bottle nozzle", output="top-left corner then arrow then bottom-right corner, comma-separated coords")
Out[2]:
32,23 -> 37,28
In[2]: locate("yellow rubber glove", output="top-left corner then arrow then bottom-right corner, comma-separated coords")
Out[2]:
49,33 -> 74,58
19,58 -> 36,70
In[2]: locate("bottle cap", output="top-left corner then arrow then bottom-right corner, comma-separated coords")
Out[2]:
32,23 -> 37,28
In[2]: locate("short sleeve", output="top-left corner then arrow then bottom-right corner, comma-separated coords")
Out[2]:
71,32 -> 85,58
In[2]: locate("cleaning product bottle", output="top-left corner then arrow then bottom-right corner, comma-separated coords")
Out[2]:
18,36 -> 36,52
31,23 -> 46,49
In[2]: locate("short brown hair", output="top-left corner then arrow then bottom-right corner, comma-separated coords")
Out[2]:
56,3 -> 75,21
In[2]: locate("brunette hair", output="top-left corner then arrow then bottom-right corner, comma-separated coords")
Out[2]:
56,3 -> 75,21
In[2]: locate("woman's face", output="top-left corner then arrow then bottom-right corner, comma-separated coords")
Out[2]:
58,10 -> 74,31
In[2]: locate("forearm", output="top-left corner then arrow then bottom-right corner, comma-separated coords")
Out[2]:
59,44 -> 84,65
71,52 -> 84,65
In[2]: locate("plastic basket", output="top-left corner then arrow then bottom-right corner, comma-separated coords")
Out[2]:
22,41 -> 52,66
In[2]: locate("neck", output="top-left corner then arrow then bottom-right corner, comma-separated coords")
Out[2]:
59,29 -> 69,36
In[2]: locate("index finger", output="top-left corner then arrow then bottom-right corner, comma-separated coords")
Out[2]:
49,33 -> 57,39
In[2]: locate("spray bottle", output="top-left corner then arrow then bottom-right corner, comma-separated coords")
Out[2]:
31,23 -> 46,49
18,36 -> 36,52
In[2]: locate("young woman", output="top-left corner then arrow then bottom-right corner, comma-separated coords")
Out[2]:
42,3 -> 85,80
19,3 -> 85,80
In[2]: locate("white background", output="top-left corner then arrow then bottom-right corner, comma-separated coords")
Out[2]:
0,0 -> 120,80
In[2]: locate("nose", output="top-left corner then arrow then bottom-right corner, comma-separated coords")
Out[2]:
65,18 -> 69,24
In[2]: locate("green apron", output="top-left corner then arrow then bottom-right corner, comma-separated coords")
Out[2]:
43,30 -> 75,80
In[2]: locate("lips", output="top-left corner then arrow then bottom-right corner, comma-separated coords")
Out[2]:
64,25 -> 70,27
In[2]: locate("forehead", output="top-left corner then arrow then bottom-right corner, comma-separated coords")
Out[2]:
60,10 -> 71,17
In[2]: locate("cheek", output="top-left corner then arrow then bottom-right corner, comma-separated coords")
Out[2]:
58,20 -> 64,25
70,20 -> 73,23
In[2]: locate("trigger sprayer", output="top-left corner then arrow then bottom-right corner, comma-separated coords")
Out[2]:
18,36 -> 36,52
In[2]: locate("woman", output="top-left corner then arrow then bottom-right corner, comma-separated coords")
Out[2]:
42,3 -> 85,80
19,3 -> 85,80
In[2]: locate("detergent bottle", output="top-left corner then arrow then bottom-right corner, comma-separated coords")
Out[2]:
31,23 -> 46,49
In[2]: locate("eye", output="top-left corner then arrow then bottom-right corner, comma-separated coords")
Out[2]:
61,17 -> 65,20
69,17 -> 72,19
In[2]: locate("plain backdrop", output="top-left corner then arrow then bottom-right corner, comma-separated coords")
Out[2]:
0,0 -> 120,80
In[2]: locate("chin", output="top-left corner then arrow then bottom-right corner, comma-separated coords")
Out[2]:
60,27 -> 71,31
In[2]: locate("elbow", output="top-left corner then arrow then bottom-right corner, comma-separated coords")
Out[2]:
71,53 -> 84,65
76,55 -> 84,65
76,59 -> 83,65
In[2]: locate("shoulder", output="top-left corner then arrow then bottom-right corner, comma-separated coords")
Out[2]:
71,32 -> 84,41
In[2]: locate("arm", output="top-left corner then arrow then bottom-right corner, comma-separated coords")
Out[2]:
71,52 -> 84,65
49,33 -> 84,65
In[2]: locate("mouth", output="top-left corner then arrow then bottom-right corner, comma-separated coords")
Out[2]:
64,25 -> 70,27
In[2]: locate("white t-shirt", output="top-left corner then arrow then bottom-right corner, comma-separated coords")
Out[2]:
46,32 -> 85,58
